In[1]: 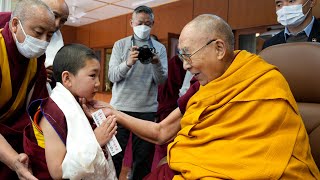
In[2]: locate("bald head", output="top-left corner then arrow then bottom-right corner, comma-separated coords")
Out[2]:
41,0 -> 69,30
11,0 -> 54,23
181,14 -> 234,56
10,0 -> 55,44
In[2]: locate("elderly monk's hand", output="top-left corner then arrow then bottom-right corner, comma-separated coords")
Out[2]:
80,98 -> 114,118
94,115 -> 117,146
46,66 -> 54,83
13,153 -> 38,180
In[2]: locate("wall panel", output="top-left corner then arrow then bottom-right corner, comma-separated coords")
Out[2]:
193,0 -> 228,21
228,0 -> 277,29
60,25 -> 77,44
76,25 -> 90,47
90,15 -> 127,48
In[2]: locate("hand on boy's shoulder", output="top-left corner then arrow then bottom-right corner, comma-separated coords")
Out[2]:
80,98 -> 114,118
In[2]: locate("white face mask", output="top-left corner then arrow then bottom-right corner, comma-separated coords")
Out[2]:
133,25 -> 151,40
276,0 -> 311,27
13,20 -> 49,58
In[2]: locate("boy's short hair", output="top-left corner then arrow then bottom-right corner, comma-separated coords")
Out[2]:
53,44 -> 99,83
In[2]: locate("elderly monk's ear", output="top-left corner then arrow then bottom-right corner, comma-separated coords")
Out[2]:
215,39 -> 226,61
10,17 -> 19,33
61,71 -> 72,88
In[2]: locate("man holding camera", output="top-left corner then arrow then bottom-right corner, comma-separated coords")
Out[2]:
108,5 -> 168,179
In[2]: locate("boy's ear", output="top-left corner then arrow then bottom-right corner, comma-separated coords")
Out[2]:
61,71 -> 72,87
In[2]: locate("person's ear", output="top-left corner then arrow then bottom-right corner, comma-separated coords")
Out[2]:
215,40 -> 226,61
130,19 -> 133,27
61,71 -> 72,87
11,17 -> 19,33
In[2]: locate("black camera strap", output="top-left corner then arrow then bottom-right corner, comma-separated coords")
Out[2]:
131,35 -> 154,49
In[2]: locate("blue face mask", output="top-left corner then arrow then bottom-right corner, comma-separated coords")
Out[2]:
276,0 -> 311,27
13,19 -> 49,58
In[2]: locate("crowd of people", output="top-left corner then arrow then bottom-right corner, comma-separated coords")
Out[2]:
0,0 -> 319,179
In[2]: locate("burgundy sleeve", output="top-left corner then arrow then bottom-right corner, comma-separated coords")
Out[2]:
177,80 -> 200,114
0,12 -> 11,29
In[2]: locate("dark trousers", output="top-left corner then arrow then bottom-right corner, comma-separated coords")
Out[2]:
112,111 -> 155,180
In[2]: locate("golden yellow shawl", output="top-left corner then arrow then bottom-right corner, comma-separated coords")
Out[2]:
0,29 -> 37,122
167,50 -> 319,179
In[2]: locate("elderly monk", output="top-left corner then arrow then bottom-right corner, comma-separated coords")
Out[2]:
84,14 -> 319,179
0,0 -> 55,179
0,0 -> 69,93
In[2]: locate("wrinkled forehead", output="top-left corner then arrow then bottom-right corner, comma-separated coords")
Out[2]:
23,7 -> 55,31
178,25 -> 207,53
133,12 -> 153,21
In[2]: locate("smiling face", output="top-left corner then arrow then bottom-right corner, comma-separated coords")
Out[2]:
67,59 -> 101,101
178,24 -> 228,86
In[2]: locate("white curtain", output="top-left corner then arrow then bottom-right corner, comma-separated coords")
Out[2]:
0,0 -> 12,12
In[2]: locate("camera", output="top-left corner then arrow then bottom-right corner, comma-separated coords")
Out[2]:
137,45 -> 156,64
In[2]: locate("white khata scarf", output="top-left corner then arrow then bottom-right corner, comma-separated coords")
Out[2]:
50,83 -> 117,180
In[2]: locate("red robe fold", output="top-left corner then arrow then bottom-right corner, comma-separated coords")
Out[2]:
24,97 -> 100,179
0,23 -> 48,179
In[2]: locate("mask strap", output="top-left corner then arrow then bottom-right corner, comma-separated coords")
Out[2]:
17,19 -> 27,37
302,0 -> 311,7
131,35 -> 135,47
304,7 -> 312,16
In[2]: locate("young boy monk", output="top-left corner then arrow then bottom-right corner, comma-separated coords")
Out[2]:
23,44 -> 117,180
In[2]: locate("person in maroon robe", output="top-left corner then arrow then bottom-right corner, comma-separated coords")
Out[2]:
0,12 -> 11,29
0,0 -> 55,179
151,55 -> 186,170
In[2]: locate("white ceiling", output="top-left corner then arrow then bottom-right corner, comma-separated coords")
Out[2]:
64,0 -> 179,27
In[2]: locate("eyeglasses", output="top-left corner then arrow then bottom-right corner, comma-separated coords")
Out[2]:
178,39 -> 217,64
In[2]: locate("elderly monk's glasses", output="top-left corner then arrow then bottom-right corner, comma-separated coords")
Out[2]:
178,39 -> 217,64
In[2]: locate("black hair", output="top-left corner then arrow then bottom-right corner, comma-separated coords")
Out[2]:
133,5 -> 154,21
53,44 -> 99,83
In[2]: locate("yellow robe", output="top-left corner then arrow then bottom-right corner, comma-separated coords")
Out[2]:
167,50 -> 319,179
0,28 -> 37,122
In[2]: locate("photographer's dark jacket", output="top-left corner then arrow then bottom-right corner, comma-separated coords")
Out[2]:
108,35 -> 168,112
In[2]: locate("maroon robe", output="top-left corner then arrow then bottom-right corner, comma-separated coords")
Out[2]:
0,12 -> 11,29
177,79 -> 199,114
151,55 -> 186,170
144,77 -> 200,179
0,23 -> 48,179
157,55 -> 186,121
24,97 -> 101,179
123,56 -> 187,170
143,163 -> 177,180
24,98 -> 67,180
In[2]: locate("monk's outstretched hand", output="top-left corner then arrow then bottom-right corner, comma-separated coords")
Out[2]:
80,98 -> 114,118
13,153 -> 38,180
